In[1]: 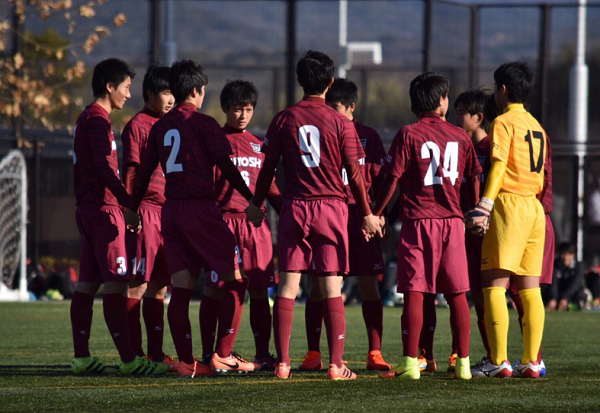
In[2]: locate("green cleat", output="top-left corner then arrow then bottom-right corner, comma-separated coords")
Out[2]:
379,356 -> 420,380
72,356 -> 116,375
454,356 -> 472,380
120,356 -> 170,376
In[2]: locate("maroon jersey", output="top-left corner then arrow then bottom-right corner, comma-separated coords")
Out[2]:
74,103 -> 129,207
121,107 -> 166,207
538,134 -> 552,213
343,120 -> 386,204
215,126 -> 266,213
460,136 -> 491,213
262,97 -> 365,201
139,102 -> 233,200
386,113 -> 482,221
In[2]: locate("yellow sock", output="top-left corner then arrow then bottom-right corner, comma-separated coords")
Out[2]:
483,287 -> 508,365
519,287 -> 545,364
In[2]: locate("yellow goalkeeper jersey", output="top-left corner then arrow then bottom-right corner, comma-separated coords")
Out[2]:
489,103 -> 546,197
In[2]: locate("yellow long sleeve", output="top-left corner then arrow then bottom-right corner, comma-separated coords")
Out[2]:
482,160 -> 507,202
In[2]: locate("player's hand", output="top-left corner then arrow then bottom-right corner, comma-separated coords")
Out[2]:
465,197 -> 494,236
124,209 -> 141,233
362,214 -> 383,241
245,201 -> 264,228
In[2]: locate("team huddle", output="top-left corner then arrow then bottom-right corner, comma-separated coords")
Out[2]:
70,50 -> 551,380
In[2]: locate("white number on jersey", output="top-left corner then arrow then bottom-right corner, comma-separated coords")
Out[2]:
421,141 -> 459,186
116,257 -> 127,276
341,168 -> 349,185
299,125 -> 321,168
240,171 -> 250,187
131,257 -> 146,276
164,129 -> 183,173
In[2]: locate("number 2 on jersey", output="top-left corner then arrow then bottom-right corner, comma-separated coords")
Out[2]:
299,125 -> 321,168
421,141 -> 459,186
164,129 -> 183,173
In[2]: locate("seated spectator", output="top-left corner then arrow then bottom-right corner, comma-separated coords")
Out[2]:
547,243 -> 587,311
585,265 -> 600,308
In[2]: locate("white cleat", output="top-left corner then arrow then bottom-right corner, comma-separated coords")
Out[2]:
471,359 -> 513,378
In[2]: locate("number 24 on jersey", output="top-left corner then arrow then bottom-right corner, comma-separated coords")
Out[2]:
421,141 -> 459,186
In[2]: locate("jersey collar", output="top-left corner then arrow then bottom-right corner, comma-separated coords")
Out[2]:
503,103 -> 525,114
177,102 -> 197,111
418,112 -> 442,121
223,124 -> 246,134
141,106 -> 161,118
302,96 -> 326,104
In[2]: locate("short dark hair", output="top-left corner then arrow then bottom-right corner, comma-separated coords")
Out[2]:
455,89 -> 490,131
409,72 -> 450,115
91,58 -> 135,97
559,242 -> 576,256
325,78 -> 358,108
220,79 -> 259,110
296,50 -> 335,95
142,65 -> 170,103
484,93 -> 502,124
494,62 -> 534,103
169,59 -> 208,103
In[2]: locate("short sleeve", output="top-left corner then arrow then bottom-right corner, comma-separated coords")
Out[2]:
340,117 -> 365,165
202,116 -> 233,163
489,119 -> 511,163
122,122 -> 141,165
386,128 -> 411,179
262,113 -> 282,162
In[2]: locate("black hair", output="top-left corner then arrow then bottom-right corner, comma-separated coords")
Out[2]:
455,89 -> 490,131
296,50 -> 335,95
325,78 -> 358,108
169,59 -> 208,104
484,93 -> 502,124
493,62 -> 534,104
220,79 -> 259,110
409,72 -> 450,115
559,242 -> 577,256
91,58 -> 135,97
142,65 -> 170,103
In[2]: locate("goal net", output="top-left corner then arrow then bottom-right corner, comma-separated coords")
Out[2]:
0,150 -> 28,301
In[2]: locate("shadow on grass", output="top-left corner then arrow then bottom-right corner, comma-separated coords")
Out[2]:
0,365 -> 83,377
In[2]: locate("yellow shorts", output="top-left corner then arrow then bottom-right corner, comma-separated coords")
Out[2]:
481,193 -> 545,276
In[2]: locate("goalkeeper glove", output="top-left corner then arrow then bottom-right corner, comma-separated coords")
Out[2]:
465,197 -> 494,236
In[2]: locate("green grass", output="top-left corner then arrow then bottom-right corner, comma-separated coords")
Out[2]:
1,302 -> 599,412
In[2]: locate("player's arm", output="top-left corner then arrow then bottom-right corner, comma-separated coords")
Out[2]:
249,158 -> 278,225
215,155 -> 253,202
266,177 -> 283,214
121,123 -> 141,194
346,161 -> 382,240
129,129 -> 159,212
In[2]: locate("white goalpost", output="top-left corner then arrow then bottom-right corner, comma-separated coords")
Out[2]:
0,150 -> 28,302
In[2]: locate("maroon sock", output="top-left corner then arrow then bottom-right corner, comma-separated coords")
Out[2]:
475,303 -> 491,358
167,287 -> 194,364
215,279 -> 248,358
200,295 -> 219,357
143,297 -> 165,360
273,296 -> 295,365
71,291 -> 94,358
103,293 -> 137,363
445,293 -> 470,358
323,297 -> 346,368
250,297 -> 272,357
401,291 -> 423,358
418,293 -> 436,359
305,298 -> 324,352
125,297 -> 144,357
362,298 -> 383,352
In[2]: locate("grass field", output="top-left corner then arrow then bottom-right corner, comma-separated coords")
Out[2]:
1,301 -> 599,412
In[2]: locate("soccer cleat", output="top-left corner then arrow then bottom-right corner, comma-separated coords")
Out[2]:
210,352 -> 256,373
539,359 -> 547,377
453,356 -> 472,380
367,350 -> 391,371
447,353 -> 457,372
379,356 -> 420,380
512,360 -> 540,378
274,363 -> 292,379
327,364 -> 357,380
417,350 -> 437,373
177,359 -> 217,377
298,351 -> 323,371
149,354 -> 179,372
471,359 -> 513,378
254,353 -> 278,371
120,356 -> 170,376
71,356 -> 116,375
201,353 -> 213,367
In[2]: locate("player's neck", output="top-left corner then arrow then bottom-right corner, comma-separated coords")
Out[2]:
93,96 -> 113,114
303,92 -> 327,100
471,128 -> 487,146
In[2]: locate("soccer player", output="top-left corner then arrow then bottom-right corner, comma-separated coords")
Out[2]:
200,79 -> 282,370
71,58 -> 169,376
121,65 -> 177,370
292,78 -> 390,372
246,51 -> 377,380
127,60 -> 256,376
365,72 -> 482,380
466,62 -> 547,378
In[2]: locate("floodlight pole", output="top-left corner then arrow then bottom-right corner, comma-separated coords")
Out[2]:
286,0 -> 297,108
339,0 -> 348,78
150,0 -> 161,65
468,5 -> 480,89
423,0 -> 433,73
163,0 -> 177,66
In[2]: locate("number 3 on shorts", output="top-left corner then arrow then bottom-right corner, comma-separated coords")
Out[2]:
116,257 -> 127,276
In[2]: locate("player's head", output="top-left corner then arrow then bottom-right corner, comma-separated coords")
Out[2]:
220,79 -> 259,131
493,62 -> 534,108
325,78 -> 358,120
143,65 -> 174,115
296,50 -> 335,96
92,58 -> 135,109
409,72 -> 450,117
169,59 -> 209,106
484,93 -> 502,125
454,89 -> 490,134
559,242 -> 576,266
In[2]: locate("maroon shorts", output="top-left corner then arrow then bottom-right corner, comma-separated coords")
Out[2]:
76,205 -> 130,283
465,230 -> 484,294
125,205 -> 171,286
348,205 -> 384,276
161,199 -> 238,283
540,214 -> 555,285
277,198 -> 349,274
397,218 -> 469,294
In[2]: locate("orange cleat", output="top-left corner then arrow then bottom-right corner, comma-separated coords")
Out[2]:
210,352 -> 256,373
417,350 -> 437,374
149,354 -> 179,372
327,364 -> 357,380
274,363 -> 292,379
366,350 -> 391,371
177,359 -> 216,377
254,353 -> 278,371
447,353 -> 458,372
298,351 -> 323,371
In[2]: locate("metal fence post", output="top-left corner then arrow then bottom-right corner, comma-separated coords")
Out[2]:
423,0 -> 433,73
286,0 -> 297,108
469,5 -> 480,89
